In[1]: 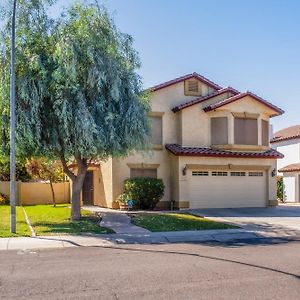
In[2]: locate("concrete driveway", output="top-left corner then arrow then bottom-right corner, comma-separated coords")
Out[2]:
191,204 -> 300,233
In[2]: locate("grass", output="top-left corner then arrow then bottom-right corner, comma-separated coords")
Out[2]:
131,213 -> 237,232
0,206 -> 31,237
23,204 -> 114,236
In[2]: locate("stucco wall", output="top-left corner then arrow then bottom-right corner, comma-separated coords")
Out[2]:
272,139 -> 300,171
0,181 -> 70,205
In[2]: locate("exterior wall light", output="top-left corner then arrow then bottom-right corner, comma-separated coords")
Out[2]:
271,169 -> 276,177
182,165 -> 187,176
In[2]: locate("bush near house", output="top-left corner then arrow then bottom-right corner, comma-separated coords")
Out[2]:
277,176 -> 285,202
124,177 -> 165,210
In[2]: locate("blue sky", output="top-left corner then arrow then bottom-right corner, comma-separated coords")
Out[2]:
9,0 -> 300,131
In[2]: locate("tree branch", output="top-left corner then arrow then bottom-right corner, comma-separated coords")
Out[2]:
60,154 -> 76,181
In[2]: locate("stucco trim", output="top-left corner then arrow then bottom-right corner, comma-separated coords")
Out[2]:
212,144 -> 269,151
127,163 -> 160,169
231,112 -> 260,119
148,111 -> 165,117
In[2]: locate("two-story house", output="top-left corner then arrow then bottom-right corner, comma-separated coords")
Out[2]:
80,72 -> 284,209
271,125 -> 300,202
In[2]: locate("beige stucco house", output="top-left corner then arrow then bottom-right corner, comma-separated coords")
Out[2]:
80,72 -> 284,210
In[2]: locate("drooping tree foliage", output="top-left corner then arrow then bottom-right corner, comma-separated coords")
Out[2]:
0,0 -> 150,220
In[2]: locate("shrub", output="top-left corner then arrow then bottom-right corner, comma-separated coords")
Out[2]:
124,177 -> 165,210
0,193 -> 9,205
117,193 -> 129,204
277,176 -> 285,201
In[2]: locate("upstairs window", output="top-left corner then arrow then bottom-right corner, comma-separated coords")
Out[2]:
184,79 -> 201,96
150,115 -> 163,145
234,117 -> 258,145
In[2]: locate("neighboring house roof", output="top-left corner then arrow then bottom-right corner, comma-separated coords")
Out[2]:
279,163 -> 300,173
270,125 -> 300,143
165,144 -> 283,159
149,72 -> 222,92
172,87 -> 239,113
203,91 -> 284,117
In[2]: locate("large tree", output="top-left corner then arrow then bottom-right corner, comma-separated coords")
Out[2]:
0,0 -> 150,220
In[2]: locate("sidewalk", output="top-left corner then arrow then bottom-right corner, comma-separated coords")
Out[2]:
1,227 -> 300,251
2,206 -> 300,251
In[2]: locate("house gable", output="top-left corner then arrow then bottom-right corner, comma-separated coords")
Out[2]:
203,92 -> 284,117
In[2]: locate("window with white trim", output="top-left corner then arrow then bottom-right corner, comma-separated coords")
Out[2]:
249,171 -> 264,177
230,172 -> 246,177
192,171 -> 209,176
212,171 -> 228,176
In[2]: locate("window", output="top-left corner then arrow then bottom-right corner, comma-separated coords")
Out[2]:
211,117 -> 228,145
212,171 -> 228,176
130,168 -> 157,178
249,171 -> 263,177
261,120 -> 269,146
234,117 -> 258,145
184,79 -> 201,96
150,116 -> 162,145
230,172 -> 246,177
192,171 -> 209,176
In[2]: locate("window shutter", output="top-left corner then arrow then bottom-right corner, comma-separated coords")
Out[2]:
261,120 -> 269,146
234,118 -> 258,145
211,117 -> 228,145
150,116 -> 162,145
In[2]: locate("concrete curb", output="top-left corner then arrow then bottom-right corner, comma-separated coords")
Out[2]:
1,228 -> 300,251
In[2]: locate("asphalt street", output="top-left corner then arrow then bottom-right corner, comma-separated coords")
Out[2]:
0,239 -> 300,300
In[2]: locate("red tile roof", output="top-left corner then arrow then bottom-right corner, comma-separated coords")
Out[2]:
279,163 -> 300,173
172,87 -> 239,113
165,144 -> 283,159
203,91 -> 284,116
149,72 -> 222,92
270,125 -> 300,143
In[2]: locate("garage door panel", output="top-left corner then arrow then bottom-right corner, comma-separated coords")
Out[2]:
189,170 -> 266,209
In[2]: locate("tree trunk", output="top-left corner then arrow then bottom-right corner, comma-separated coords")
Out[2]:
49,178 -> 56,207
60,154 -> 88,221
70,171 -> 87,221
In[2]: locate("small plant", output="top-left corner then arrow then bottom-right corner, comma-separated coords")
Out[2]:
117,193 -> 129,204
124,177 -> 165,210
277,176 -> 285,202
0,193 -> 9,205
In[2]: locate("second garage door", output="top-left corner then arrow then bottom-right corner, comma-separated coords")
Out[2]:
188,170 -> 267,209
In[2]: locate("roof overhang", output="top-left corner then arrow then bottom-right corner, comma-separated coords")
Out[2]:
166,144 -> 283,159
172,87 -> 239,113
203,92 -> 284,117
149,72 -> 222,92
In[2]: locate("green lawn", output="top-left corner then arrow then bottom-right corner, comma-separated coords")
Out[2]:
0,206 -> 31,237
131,213 -> 237,232
23,204 -> 114,236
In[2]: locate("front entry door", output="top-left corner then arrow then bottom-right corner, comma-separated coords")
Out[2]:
82,171 -> 94,205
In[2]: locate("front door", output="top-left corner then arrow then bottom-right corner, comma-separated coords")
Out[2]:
82,171 -> 94,205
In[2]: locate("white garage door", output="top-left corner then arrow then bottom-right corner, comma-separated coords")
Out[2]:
189,170 -> 267,209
